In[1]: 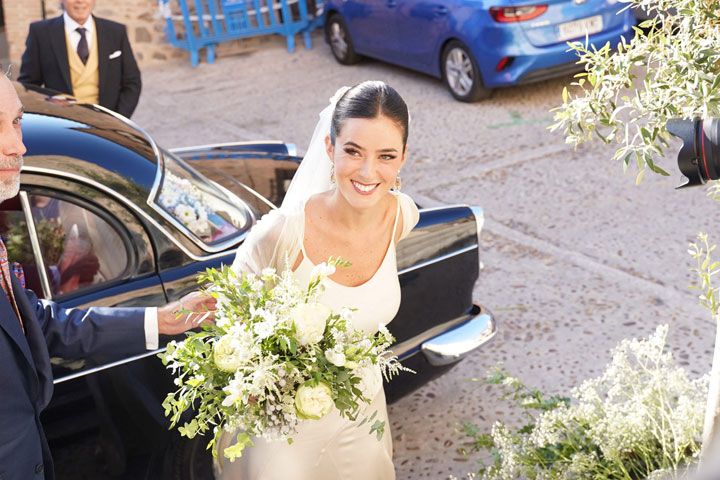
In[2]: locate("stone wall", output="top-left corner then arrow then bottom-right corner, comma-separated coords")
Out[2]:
4,0 -> 288,69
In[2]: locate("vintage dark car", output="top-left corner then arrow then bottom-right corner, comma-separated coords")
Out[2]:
9,83 -> 496,479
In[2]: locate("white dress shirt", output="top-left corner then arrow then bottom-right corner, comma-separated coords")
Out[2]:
63,11 -> 95,54
145,307 -> 159,350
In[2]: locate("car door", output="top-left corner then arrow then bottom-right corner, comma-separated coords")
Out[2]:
390,0 -> 452,71
4,178 -> 164,374
339,0 -> 398,57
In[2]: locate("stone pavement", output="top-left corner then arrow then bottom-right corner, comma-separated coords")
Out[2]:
130,37 -> 718,479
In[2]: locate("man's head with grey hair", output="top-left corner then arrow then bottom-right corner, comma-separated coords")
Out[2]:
0,76 -> 26,202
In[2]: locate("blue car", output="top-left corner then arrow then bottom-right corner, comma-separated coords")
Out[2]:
324,0 -> 635,101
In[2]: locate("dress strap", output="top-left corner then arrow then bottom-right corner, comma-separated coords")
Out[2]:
390,195 -> 401,244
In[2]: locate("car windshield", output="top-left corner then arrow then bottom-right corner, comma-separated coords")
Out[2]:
152,150 -> 252,248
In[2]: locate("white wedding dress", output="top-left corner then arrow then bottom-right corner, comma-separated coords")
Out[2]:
215,191 -> 419,480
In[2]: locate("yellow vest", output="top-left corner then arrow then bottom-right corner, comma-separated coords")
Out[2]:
65,28 -> 99,105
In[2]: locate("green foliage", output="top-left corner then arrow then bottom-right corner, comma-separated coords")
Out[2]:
460,328 -> 708,479
5,218 -> 65,266
549,0 -> 720,185
688,233 -> 720,319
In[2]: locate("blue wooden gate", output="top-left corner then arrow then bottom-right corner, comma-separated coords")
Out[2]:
158,0 -> 325,67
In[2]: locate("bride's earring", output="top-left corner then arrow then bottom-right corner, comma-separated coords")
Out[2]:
330,164 -> 335,185
394,173 -> 402,191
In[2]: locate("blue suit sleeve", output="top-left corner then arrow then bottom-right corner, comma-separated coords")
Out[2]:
24,288 -> 147,362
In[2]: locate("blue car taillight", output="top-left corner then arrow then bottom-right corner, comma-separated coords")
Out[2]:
489,5 -> 548,22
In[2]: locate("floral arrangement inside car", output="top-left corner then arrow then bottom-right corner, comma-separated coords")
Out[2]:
158,171 -> 212,237
160,260 -> 411,461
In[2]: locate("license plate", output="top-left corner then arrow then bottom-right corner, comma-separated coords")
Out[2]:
557,15 -> 603,41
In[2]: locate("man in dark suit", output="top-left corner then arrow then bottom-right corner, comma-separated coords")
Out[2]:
18,0 -> 142,118
0,75 -> 214,479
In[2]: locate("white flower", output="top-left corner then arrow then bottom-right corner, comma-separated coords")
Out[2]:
253,320 -> 275,340
261,267 -> 276,278
295,381 -> 334,420
175,204 -> 196,222
291,302 -> 331,345
310,262 -> 336,280
325,348 -> 346,367
213,334 -> 251,372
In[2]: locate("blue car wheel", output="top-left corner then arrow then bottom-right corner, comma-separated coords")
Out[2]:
325,14 -> 361,65
441,41 -> 491,103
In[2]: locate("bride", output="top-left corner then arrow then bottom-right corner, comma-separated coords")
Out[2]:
215,81 -> 419,480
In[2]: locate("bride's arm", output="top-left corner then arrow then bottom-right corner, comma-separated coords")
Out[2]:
231,209 -> 294,275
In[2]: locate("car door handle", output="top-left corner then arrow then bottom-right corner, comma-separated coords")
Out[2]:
433,5 -> 448,16
387,0 -> 397,7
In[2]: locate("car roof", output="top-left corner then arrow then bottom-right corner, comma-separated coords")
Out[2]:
16,82 -> 160,199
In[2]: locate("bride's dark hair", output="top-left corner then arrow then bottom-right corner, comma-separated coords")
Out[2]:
330,81 -> 409,149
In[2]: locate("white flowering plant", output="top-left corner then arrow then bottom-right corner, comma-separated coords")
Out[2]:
158,171 -> 211,237
460,326 -> 708,479
160,259 -> 410,461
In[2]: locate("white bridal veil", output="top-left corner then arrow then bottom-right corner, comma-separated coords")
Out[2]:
280,86 -> 350,212
231,87 -> 351,275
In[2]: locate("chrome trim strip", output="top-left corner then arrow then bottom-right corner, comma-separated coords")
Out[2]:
21,166 -> 245,263
397,244 -> 477,276
169,140 -> 291,154
19,191 -> 52,299
421,308 -> 496,366
417,203 -> 470,214
53,348 -> 166,384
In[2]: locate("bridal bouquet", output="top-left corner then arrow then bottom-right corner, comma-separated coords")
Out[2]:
160,259 -> 409,461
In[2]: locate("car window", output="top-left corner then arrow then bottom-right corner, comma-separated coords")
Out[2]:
29,194 -> 130,298
0,195 -> 45,298
153,150 -> 252,248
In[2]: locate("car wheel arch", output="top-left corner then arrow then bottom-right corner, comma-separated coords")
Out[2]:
324,9 -> 341,42
439,39 -> 492,102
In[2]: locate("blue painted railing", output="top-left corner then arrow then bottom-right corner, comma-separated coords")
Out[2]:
158,0 -> 325,67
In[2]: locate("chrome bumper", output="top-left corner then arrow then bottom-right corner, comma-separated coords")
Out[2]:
421,305 -> 496,367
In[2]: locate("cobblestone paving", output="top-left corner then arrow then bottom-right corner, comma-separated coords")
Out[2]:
56,33 -> 718,479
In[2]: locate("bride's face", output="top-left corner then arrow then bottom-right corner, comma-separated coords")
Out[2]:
325,115 -> 406,209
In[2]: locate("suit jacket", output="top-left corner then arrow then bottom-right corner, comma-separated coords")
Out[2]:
18,15 -> 142,118
0,275 -> 146,480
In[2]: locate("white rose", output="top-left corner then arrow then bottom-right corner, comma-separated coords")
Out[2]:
213,334 -> 249,372
295,381 -> 334,420
291,303 -> 331,345
324,348 -> 346,367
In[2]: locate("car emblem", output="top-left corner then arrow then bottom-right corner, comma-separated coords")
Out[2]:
573,0 -> 587,4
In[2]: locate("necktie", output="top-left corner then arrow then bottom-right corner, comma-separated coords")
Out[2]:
0,237 -> 23,333
76,27 -> 89,65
